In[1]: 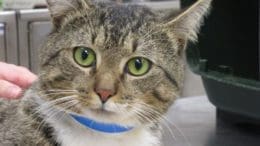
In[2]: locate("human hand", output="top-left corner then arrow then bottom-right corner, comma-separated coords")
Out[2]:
0,62 -> 37,99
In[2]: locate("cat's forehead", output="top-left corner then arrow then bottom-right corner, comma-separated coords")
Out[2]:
88,4 -> 157,36
70,4 -> 160,53
97,4 -> 156,22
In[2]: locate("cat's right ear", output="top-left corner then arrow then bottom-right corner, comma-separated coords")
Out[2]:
46,0 -> 93,28
161,0 -> 212,50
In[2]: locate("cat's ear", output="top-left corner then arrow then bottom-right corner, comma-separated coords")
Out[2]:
163,0 -> 212,44
46,0 -> 93,27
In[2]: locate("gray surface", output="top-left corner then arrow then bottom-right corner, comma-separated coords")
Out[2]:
0,11 -> 18,64
29,21 -> 52,73
18,9 -> 50,69
182,65 -> 205,97
163,96 -> 260,146
0,24 -> 6,62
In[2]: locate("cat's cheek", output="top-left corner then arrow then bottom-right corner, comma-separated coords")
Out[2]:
155,83 -> 179,102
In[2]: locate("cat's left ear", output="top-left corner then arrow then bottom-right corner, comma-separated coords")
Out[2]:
162,0 -> 212,47
46,0 -> 93,28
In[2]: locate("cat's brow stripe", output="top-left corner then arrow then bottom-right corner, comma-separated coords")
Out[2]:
91,33 -> 97,44
42,49 -> 63,66
132,39 -> 138,52
118,31 -> 130,46
157,65 -> 179,89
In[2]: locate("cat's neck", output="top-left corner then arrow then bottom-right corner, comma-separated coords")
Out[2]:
46,111 -> 160,146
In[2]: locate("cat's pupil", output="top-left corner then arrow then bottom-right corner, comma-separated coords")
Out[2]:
81,49 -> 89,60
135,59 -> 143,70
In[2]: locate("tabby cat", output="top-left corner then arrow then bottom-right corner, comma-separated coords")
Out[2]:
0,0 -> 211,145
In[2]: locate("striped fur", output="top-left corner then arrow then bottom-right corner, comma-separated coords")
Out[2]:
0,0 -> 211,145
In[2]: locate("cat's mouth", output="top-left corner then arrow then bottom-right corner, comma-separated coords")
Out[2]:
90,108 -> 115,115
83,101 -> 120,116
73,104 -> 120,121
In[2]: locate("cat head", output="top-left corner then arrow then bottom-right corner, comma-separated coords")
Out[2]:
38,0 -> 211,126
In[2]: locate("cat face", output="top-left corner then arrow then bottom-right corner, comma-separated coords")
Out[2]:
38,0 -> 211,126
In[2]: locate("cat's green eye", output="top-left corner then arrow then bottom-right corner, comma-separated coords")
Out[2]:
73,46 -> 96,67
127,57 -> 151,76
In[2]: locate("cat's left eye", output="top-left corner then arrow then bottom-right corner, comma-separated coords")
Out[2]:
126,57 -> 151,76
73,46 -> 96,67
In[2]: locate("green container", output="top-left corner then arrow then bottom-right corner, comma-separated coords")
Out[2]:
0,0 -> 2,9
182,0 -> 260,122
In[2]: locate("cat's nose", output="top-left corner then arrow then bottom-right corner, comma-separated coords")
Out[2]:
95,88 -> 115,104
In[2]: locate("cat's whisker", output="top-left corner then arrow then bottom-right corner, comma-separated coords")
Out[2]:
43,98 -> 78,114
34,97 -> 75,116
127,103 -> 158,125
35,107 -> 57,135
30,95 -> 77,124
137,102 -> 192,146
35,95 -> 77,111
113,103 -> 141,124
38,100 -> 79,135
134,103 -> 173,125
39,89 -> 78,94
45,89 -> 78,92
137,108 -> 178,143
37,89 -> 78,98
130,106 -> 153,125
55,100 -> 80,123
160,120 -> 177,141
157,114 -> 191,146
33,98 -> 73,119
129,105 -> 172,144
34,99 -> 79,137
37,100 -> 80,139
39,92 -> 77,98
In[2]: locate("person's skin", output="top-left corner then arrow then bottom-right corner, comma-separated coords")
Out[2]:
0,62 -> 37,99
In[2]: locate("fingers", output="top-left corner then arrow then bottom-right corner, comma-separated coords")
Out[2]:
0,62 -> 37,99
0,62 -> 37,89
0,79 -> 22,99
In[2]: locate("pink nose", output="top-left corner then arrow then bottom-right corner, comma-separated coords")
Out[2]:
95,89 -> 115,103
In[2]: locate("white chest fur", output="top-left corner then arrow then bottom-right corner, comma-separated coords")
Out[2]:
46,112 -> 160,146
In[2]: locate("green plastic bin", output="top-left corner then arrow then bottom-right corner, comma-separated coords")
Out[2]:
182,0 -> 260,122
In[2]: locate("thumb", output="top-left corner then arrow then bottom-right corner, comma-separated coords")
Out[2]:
0,80 -> 22,99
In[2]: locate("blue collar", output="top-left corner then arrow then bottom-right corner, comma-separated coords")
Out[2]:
70,114 -> 133,134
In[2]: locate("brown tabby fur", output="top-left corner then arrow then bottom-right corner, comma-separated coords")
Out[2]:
0,0 -> 211,145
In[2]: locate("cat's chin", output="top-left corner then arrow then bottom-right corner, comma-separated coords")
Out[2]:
83,108 -> 120,121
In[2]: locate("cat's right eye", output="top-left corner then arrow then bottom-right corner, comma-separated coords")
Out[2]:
73,46 -> 96,67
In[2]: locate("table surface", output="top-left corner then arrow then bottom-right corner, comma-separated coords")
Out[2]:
162,96 -> 260,146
